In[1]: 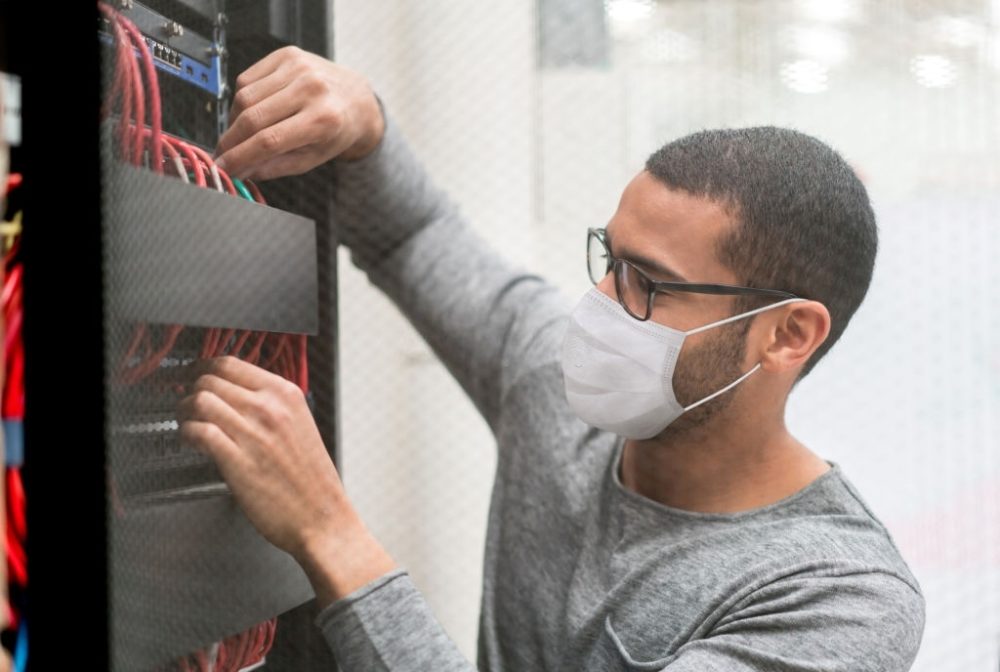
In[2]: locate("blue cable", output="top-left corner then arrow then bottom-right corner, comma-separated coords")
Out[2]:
13,619 -> 26,672
3,420 -> 23,467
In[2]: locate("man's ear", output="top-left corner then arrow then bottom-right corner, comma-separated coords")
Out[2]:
756,301 -> 831,374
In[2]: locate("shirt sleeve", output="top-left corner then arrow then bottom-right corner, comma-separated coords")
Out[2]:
659,571 -> 925,672
315,569 -> 476,672
332,104 -> 572,432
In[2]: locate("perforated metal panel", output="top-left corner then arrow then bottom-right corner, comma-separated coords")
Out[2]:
99,1 -> 340,669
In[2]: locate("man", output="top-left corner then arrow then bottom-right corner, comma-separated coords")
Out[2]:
179,46 -> 925,671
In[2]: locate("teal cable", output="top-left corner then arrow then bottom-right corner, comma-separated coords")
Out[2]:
231,177 -> 254,202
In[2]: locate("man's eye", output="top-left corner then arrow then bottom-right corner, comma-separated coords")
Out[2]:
653,290 -> 675,301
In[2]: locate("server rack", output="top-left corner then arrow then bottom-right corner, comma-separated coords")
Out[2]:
18,2 -> 341,669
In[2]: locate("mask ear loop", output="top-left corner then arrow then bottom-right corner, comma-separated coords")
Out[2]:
685,297 -> 806,336
683,363 -> 762,412
681,297 -> 807,412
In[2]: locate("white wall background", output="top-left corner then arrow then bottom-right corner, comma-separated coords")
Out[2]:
334,1 -> 1000,668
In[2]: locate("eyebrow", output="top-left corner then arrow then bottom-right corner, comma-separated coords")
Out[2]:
605,228 -> 690,283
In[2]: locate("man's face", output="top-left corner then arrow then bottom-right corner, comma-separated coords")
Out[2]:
599,171 -> 751,432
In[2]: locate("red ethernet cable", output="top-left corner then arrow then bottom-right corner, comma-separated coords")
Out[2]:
98,4 -> 138,161
166,136 -> 207,187
186,143 -> 229,194
116,11 -> 163,172
229,330 -> 252,358
125,36 -> 146,167
137,127 -> 188,183
243,332 -> 268,366
297,333 -> 309,393
199,328 -> 221,360
213,329 -> 235,357
260,334 -> 288,371
3,175 -> 21,194
245,180 -> 267,205
119,325 -> 184,385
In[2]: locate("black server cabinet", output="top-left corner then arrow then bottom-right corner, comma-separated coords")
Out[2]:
20,2 -> 340,670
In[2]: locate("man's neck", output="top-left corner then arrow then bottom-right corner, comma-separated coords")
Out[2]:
619,415 -> 830,514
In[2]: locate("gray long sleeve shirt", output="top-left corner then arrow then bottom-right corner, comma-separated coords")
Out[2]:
315,113 -> 926,671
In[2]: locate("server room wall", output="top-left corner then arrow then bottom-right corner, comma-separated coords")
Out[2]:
334,1 -> 1000,670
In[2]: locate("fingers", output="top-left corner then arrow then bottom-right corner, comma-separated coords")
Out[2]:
192,355 -> 280,391
233,45 -> 300,93
243,147 -> 322,181
218,47 -> 383,180
230,69 -> 291,121
215,112 -> 329,179
177,387 -> 258,447
218,71 -> 296,155
179,419 -> 258,494
179,418 -> 242,466
191,371 -> 258,413
189,369 -> 306,438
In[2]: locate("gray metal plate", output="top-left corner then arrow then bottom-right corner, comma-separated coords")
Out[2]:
106,164 -> 319,335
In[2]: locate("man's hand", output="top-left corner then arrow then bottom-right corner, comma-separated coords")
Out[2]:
215,46 -> 385,180
178,356 -> 396,606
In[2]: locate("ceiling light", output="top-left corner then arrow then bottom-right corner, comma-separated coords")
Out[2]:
606,0 -> 654,24
910,54 -> 958,88
780,59 -> 829,93
783,25 -> 850,65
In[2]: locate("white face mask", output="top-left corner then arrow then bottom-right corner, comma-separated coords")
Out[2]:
561,288 -> 804,439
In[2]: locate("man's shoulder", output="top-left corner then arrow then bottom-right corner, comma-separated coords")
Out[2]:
602,471 -> 926,672
732,465 -> 923,597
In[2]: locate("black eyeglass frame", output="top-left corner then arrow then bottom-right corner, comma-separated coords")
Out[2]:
587,227 -> 800,321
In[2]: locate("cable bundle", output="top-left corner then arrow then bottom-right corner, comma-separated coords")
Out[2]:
1,174 -> 26,672
99,4 -> 310,667
169,619 -> 276,672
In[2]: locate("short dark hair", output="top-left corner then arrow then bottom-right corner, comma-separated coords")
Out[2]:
645,126 -> 877,378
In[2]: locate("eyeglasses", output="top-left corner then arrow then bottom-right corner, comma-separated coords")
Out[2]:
587,227 -> 799,321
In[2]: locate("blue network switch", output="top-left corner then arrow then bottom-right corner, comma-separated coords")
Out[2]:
98,30 -> 223,98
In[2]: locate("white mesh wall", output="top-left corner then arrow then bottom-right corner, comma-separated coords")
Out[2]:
335,1 -> 1000,668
